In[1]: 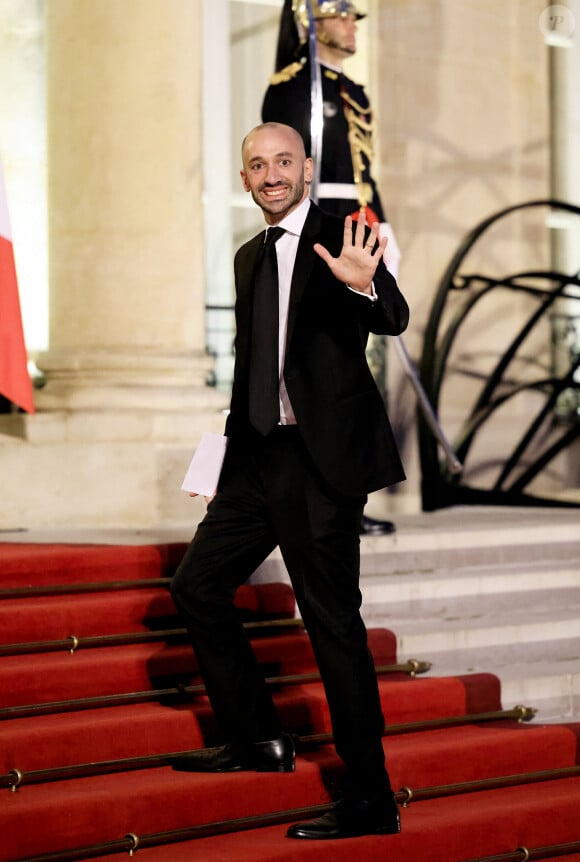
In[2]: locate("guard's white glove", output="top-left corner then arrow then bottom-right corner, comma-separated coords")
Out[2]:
379,222 -> 401,281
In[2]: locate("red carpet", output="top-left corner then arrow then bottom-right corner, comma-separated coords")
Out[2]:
0,542 -> 188,587
83,782 -> 580,862
2,541 -> 580,862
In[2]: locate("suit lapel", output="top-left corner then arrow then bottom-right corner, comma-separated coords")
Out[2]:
285,203 -> 322,351
235,232 -> 265,370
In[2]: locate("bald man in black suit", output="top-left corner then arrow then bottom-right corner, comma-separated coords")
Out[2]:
171,122 -> 408,841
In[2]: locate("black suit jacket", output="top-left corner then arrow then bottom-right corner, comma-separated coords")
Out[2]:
224,202 -> 409,497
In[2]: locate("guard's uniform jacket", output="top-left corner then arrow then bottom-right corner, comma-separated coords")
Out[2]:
262,58 -> 386,224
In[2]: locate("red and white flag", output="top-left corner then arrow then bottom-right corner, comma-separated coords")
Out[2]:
0,157 -> 35,414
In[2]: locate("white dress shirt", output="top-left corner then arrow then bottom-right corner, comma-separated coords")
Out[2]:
270,197 -> 376,425
269,197 -> 310,424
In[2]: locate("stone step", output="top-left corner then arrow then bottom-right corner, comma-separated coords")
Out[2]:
364,505 -> 580,556
360,534 -> 580,578
3,506 -> 579,724
388,601 -> 580,658
360,560 -> 580,608
357,507 -> 580,724
411,633 -> 580,673
363,591 -> 580,638
250,506 -> 580,583
401,641 -> 580,724
493,659 -> 580,721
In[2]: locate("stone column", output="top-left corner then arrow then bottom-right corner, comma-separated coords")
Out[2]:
37,0 -> 215,413
0,0 -> 226,529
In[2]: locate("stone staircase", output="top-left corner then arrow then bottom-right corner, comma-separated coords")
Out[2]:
251,505 -> 580,723
3,504 -> 579,723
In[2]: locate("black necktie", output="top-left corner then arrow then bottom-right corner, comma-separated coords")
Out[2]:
248,226 -> 285,436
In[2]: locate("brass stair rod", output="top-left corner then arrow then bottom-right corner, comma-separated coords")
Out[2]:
0,578 -> 172,599
0,617 -> 305,657
394,764 -> 580,807
302,704 -> 536,747
12,798 -> 580,862
2,704 -> 534,790
384,704 -> 536,734
0,659 -> 431,721
0,687 -> 182,720
462,839 -> 580,862
9,803 -> 336,862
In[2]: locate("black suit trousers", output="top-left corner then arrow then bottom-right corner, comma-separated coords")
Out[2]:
171,426 -> 390,796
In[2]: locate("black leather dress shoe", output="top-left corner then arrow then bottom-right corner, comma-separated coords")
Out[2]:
359,514 -> 396,536
170,734 -> 295,773
287,796 -> 400,840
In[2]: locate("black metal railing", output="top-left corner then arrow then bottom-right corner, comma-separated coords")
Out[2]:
418,200 -> 580,511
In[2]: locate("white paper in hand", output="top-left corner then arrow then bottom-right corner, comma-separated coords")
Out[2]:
181,432 -> 228,496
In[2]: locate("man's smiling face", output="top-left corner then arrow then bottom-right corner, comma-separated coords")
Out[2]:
240,123 -> 313,225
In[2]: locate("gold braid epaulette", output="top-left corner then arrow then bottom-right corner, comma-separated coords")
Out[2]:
269,61 -> 305,85
340,88 -> 375,209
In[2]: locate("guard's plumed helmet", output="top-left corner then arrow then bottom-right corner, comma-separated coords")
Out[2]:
274,0 -> 365,71
293,1 -> 366,25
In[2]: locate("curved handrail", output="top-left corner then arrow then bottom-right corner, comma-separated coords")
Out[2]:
418,200 -> 580,510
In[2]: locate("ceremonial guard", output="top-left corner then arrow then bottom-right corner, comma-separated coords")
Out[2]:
262,0 -> 400,272
262,0 -> 401,534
